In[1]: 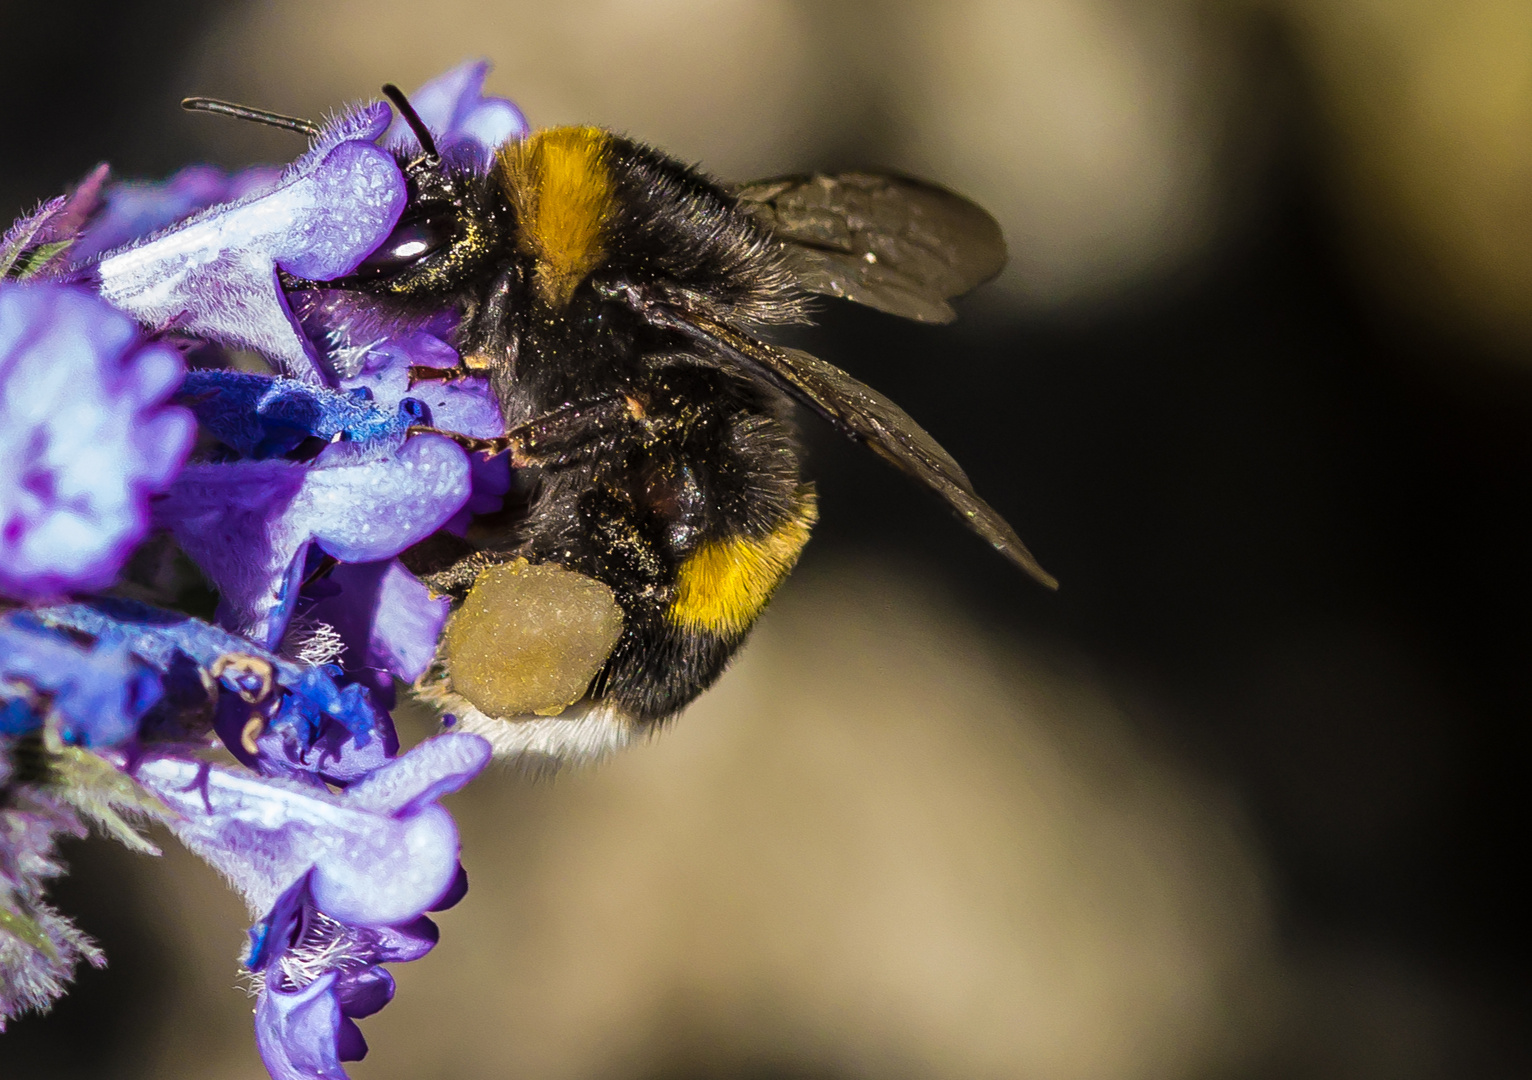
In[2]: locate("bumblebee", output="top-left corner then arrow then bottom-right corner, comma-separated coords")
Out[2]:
194,87 -> 1055,765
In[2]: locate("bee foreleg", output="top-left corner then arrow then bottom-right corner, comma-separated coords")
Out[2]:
404,425 -> 512,456
502,394 -> 645,465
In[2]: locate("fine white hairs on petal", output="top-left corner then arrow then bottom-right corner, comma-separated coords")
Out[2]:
280,617 -> 347,667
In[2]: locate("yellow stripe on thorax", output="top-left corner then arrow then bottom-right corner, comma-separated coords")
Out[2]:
668,490 -> 818,638
497,126 -> 614,308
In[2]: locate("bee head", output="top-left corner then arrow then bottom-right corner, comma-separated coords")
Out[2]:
312,85 -> 509,306
340,156 -> 503,300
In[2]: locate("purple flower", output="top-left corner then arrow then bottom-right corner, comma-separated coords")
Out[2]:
382,59 -> 528,166
0,612 -> 162,747
126,733 -> 490,1076
249,875 -> 444,1077
92,103 -> 406,381
0,282 -> 195,602
153,433 -> 472,648
70,164 -> 283,265
1,60 -> 540,1076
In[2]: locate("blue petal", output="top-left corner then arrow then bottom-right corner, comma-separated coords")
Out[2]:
41,598 -> 387,759
244,702 -> 398,786
246,874 -> 311,971
178,369 -> 425,459
0,613 -> 162,747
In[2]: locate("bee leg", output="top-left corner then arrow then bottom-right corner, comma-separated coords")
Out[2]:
406,394 -> 636,465
406,362 -> 479,386
500,395 -> 643,465
404,424 -> 512,456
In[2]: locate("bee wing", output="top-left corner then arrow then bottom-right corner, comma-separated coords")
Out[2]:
733,173 -> 1007,323
754,342 -> 1055,587
647,308 -> 1054,587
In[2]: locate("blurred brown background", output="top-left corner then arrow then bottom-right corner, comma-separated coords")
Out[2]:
2,1 -> 1529,1077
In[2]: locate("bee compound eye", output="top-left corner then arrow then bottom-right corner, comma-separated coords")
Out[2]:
354,213 -> 455,277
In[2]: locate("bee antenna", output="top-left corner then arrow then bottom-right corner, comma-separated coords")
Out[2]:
381,84 -> 442,166
181,96 -> 320,137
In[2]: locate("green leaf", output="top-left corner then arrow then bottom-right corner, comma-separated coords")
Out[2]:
6,239 -> 74,281
0,904 -> 61,962
0,212 -> 49,279
41,738 -> 170,856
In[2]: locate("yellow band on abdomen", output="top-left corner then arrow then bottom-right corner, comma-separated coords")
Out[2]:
667,491 -> 817,638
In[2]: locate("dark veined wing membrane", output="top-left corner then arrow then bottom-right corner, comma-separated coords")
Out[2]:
733,173 -> 1007,323
652,310 -> 1056,588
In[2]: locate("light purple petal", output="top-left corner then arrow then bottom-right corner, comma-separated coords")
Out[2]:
0,283 -> 195,602
382,60 -> 528,161
307,803 -> 459,925
70,164 -> 282,264
304,434 -> 472,562
367,561 -> 449,680
305,559 -> 450,683
132,754 -> 410,915
290,101 -> 393,177
93,139 -> 405,380
454,98 -> 526,154
343,333 -> 503,438
277,141 -> 406,281
255,972 -> 353,1080
154,434 -> 470,645
342,732 -> 490,817
131,732 -> 487,921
